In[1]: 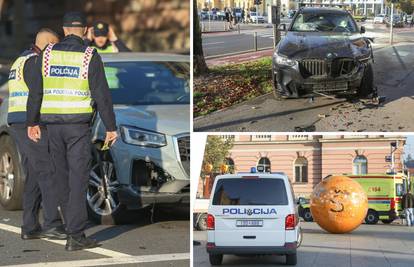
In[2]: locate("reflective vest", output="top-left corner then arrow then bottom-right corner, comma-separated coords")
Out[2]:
8,52 -> 37,114
92,43 -> 117,54
41,43 -> 94,117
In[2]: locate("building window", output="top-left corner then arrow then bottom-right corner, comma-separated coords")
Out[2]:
257,157 -> 271,172
225,158 -> 235,174
353,155 -> 368,174
294,157 -> 308,183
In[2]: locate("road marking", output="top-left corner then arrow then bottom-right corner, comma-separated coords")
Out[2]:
2,253 -> 190,267
0,222 -> 130,257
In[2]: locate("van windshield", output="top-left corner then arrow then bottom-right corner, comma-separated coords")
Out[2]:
212,178 -> 288,205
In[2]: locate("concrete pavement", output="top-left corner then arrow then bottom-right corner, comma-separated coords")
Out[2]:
193,221 -> 414,267
0,205 -> 190,266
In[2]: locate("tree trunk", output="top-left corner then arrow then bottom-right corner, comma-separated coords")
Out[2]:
193,0 -> 208,75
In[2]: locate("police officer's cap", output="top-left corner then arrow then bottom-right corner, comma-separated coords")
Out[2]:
63,12 -> 87,27
93,21 -> 109,37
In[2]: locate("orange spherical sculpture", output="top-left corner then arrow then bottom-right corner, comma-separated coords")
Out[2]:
310,175 -> 368,234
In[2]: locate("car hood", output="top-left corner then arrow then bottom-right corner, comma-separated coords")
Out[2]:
277,32 -> 370,60
113,104 -> 189,136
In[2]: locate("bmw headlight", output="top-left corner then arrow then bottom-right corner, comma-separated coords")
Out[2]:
274,53 -> 296,67
120,125 -> 167,147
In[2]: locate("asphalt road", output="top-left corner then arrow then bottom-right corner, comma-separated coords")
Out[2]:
195,23 -> 414,132
193,221 -> 414,267
202,21 -> 414,57
0,205 -> 190,267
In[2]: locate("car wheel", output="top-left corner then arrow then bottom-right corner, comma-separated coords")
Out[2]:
87,147 -> 127,225
209,254 -> 223,265
272,71 -> 285,100
286,253 -> 297,265
381,219 -> 394,224
365,209 -> 379,225
197,213 -> 208,231
0,135 -> 24,210
358,63 -> 374,98
303,208 -> 313,222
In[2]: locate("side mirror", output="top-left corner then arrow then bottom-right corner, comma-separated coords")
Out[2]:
278,23 -> 287,31
360,26 -> 366,34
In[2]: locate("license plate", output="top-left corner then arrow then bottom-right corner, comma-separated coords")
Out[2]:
236,220 -> 263,227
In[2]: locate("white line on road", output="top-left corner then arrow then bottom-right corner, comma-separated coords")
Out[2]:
0,222 -> 130,257
2,253 -> 190,267
203,41 -> 225,46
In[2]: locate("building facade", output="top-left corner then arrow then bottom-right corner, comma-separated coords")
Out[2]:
198,135 -> 406,198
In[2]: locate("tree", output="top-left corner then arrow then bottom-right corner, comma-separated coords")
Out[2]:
193,0 -> 208,75
397,0 -> 414,14
202,136 -> 234,173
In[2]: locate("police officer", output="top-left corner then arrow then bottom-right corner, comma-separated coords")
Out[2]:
26,12 -> 118,251
8,29 -> 67,240
84,21 -> 130,53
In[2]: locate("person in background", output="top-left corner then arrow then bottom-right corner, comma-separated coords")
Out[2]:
8,29 -> 66,240
84,21 -> 130,53
402,188 -> 414,226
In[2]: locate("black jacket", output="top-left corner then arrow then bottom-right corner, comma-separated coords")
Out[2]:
26,34 -> 117,131
402,192 -> 414,209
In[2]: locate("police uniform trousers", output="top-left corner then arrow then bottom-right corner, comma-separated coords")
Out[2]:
47,123 -> 91,237
9,124 -> 62,234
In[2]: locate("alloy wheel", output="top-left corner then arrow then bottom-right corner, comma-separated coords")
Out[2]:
0,152 -> 14,201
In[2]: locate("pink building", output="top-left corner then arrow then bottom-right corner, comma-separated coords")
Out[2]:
212,135 -> 406,197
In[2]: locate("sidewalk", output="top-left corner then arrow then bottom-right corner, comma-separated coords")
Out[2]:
206,49 -> 273,66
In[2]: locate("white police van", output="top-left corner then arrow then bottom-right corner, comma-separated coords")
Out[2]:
206,168 -> 299,265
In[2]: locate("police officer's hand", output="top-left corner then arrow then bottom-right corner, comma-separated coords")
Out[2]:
104,131 -> 118,147
108,26 -> 118,42
28,126 -> 41,142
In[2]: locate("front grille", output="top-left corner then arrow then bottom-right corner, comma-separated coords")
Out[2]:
300,58 -> 357,78
177,135 -> 190,176
300,59 -> 327,77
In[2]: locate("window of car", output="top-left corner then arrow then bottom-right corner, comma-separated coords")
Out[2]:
212,178 -> 288,206
291,12 -> 358,33
104,61 -> 190,105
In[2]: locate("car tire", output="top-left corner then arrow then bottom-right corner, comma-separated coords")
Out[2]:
0,135 -> 24,210
303,208 -> 313,222
365,209 -> 379,225
286,253 -> 297,265
272,72 -> 285,100
197,213 -> 208,231
209,254 -> 223,265
381,219 -> 394,224
358,63 -> 374,98
87,146 -> 129,225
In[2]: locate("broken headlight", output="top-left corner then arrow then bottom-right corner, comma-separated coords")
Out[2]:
120,125 -> 167,148
274,52 -> 296,67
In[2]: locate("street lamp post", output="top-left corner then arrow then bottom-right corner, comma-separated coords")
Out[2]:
390,3 -> 394,45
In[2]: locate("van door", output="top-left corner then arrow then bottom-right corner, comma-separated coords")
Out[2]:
210,178 -> 290,247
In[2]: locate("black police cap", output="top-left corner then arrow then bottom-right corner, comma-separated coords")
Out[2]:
63,12 -> 86,27
93,21 -> 109,37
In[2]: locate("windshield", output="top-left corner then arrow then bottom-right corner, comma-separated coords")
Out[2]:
291,12 -> 358,32
104,61 -> 190,105
212,178 -> 288,206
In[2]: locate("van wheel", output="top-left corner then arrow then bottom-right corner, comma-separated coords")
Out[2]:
303,208 -> 313,222
358,63 -> 374,98
0,135 -> 24,210
197,213 -> 208,231
209,254 -> 223,265
365,209 -> 379,224
381,219 -> 394,224
286,253 -> 297,265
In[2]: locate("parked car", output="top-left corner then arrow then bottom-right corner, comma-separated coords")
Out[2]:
272,7 -> 374,99
249,11 -> 265,23
406,15 -> 413,24
386,15 -> 404,28
373,14 -> 385,24
0,53 -> 190,224
353,15 -> 367,22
